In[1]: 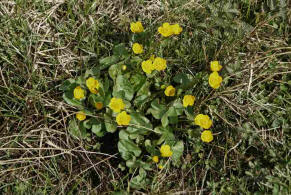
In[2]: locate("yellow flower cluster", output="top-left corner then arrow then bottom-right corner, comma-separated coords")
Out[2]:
164,85 -> 176,96
201,130 -> 213,143
141,59 -> 154,74
194,114 -> 214,143
95,102 -> 103,110
194,114 -> 212,129
160,144 -> 173,157
141,57 -> 167,74
73,86 -> 85,100
76,111 -> 86,121
183,95 -> 195,107
86,77 -> 100,94
116,111 -> 131,126
209,72 -> 223,89
132,43 -> 143,54
210,61 -> 222,72
152,156 -> 159,163
158,23 -> 183,37
209,61 -> 223,89
130,21 -> 144,33
109,97 -> 125,113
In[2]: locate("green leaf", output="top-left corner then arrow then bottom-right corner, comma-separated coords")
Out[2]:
147,99 -> 167,120
60,79 -> 75,91
126,112 -> 152,135
84,67 -> 100,78
130,74 -> 146,92
118,139 -> 141,160
113,75 -> 134,101
113,43 -> 129,57
173,73 -> 194,89
155,126 -> 175,145
99,55 -> 119,70
104,114 -> 117,133
108,64 -> 122,80
92,123 -> 105,137
68,119 -> 87,139
171,141 -> 184,165
119,130 -> 130,140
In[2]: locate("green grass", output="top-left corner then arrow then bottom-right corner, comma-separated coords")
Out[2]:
0,0 -> 290,194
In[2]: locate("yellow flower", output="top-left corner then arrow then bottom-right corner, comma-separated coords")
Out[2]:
132,43 -> 143,54
109,97 -> 125,113
153,57 -> 167,71
130,21 -> 144,33
160,144 -> 173,157
164,85 -> 175,96
116,111 -> 131,126
86,77 -> 100,94
201,130 -> 214,143
158,23 -> 173,37
122,65 -> 127,71
95,102 -> 103,110
210,61 -> 222,72
194,114 -> 212,129
152,156 -> 159,163
141,60 -> 154,74
183,95 -> 195,107
73,86 -> 85,100
171,24 -> 183,35
76,111 -> 86,121
158,164 -> 163,169
209,72 -> 223,89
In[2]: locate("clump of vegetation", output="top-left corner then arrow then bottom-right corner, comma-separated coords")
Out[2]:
0,0 -> 290,194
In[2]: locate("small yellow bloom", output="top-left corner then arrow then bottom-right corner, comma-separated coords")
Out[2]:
171,24 -> 183,35
161,84 -> 166,89
122,65 -> 127,71
160,144 -> 173,157
95,102 -> 103,110
116,111 -> 131,126
183,95 -> 195,107
132,43 -> 143,54
164,85 -> 175,96
76,111 -> 86,121
73,86 -> 85,100
209,72 -> 223,89
152,156 -> 159,163
158,23 -> 173,37
194,114 -> 212,129
130,21 -> 144,33
201,130 -> 214,143
210,61 -> 222,72
86,77 -> 100,94
141,60 -> 154,74
158,164 -> 163,169
109,97 -> 125,113
153,57 -> 167,71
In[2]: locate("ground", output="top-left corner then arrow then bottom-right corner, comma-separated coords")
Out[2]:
0,0 -> 290,194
